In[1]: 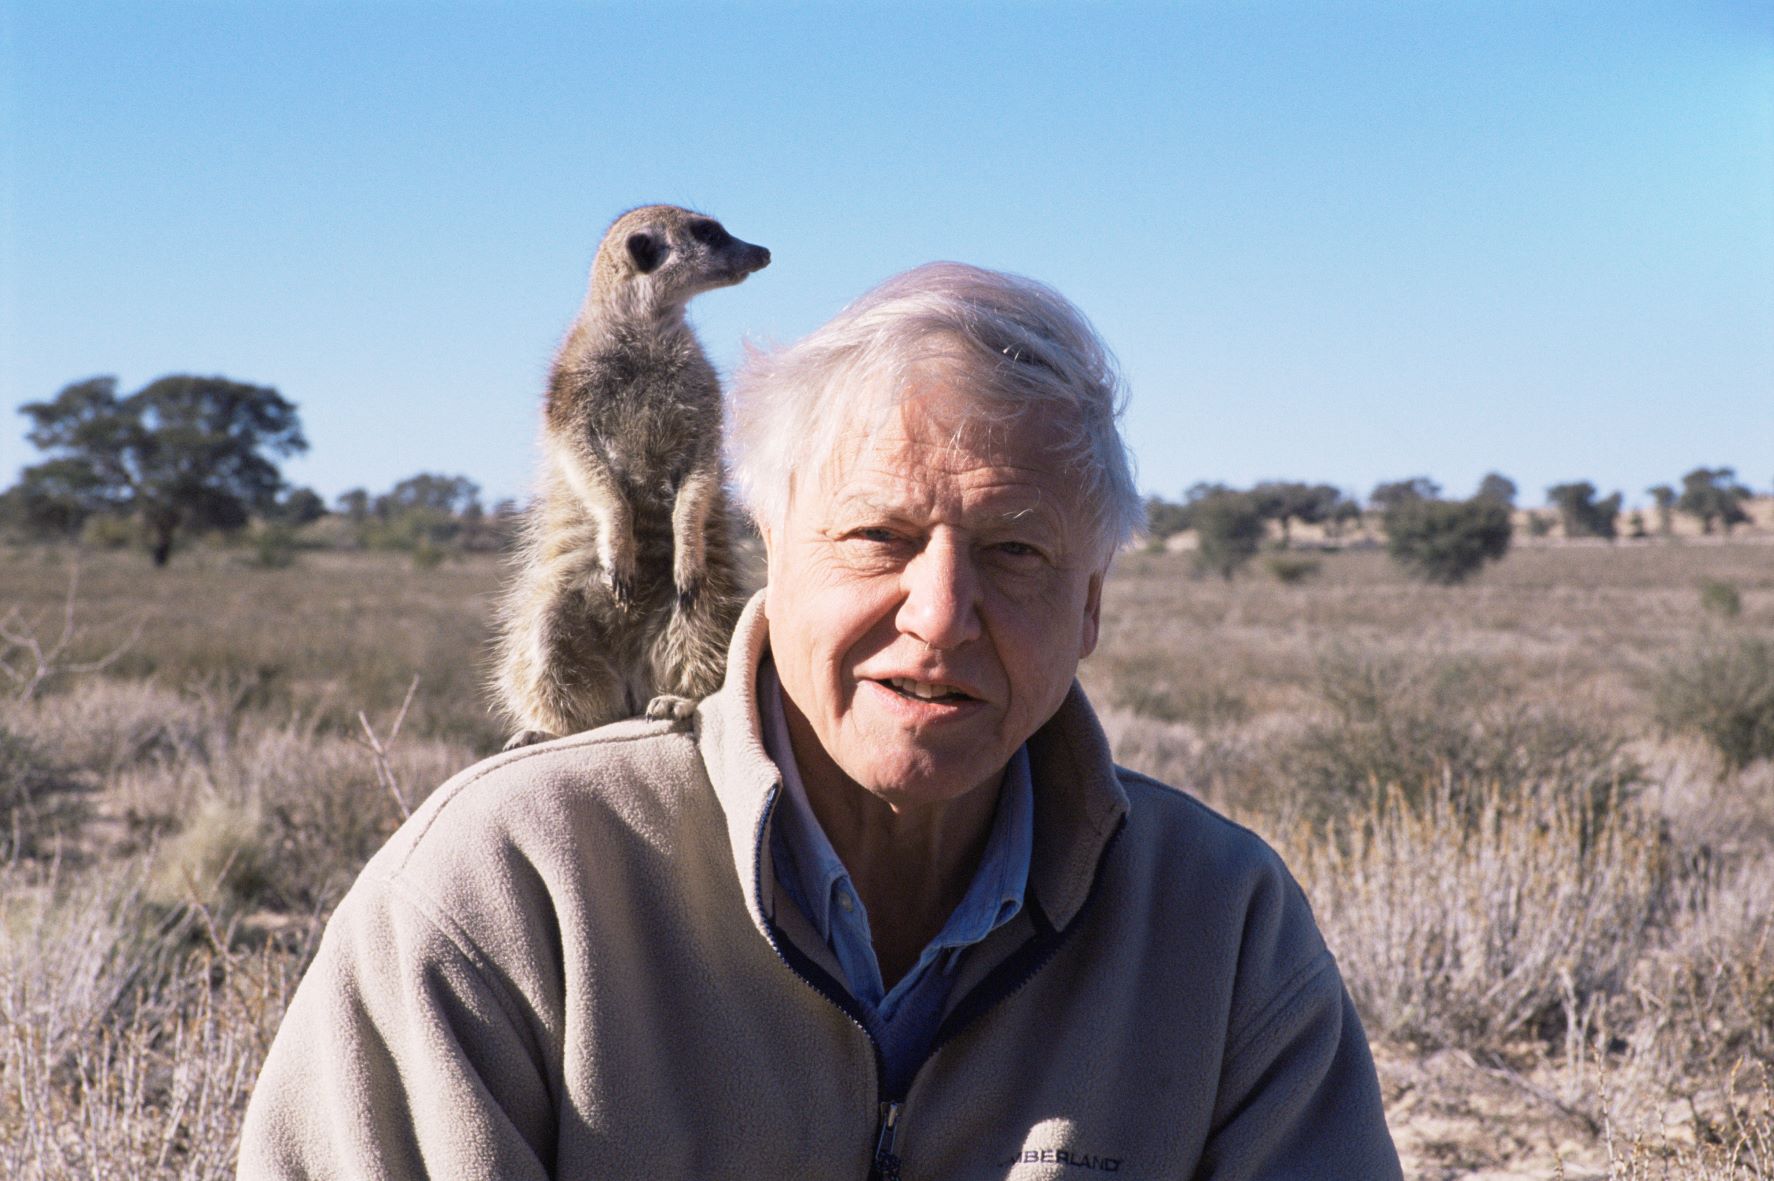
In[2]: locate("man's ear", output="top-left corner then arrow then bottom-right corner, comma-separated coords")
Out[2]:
1079,568 -> 1105,659
626,231 -> 666,274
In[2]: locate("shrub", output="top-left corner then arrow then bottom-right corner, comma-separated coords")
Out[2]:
1279,646 -> 1639,819
248,524 -> 299,569
148,796 -> 274,914
1622,862 -> 1774,1093
1701,580 -> 1743,619
0,859 -> 315,1181
0,724 -> 77,859
79,514 -> 138,550
1549,481 -> 1624,540
1285,776 -> 1672,1052
1264,554 -> 1321,585
1655,637 -> 1774,769
1103,649 -> 1251,730
1143,495 -> 1189,541
1189,490 -> 1266,580
1383,497 -> 1511,584
410,536 -> 447,570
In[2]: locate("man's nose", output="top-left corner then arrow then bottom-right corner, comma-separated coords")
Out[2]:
896,537 -> 982,650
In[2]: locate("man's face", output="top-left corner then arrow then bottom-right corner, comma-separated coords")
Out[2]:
763,385 -> 1106,813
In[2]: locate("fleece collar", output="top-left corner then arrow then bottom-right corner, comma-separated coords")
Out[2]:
697,591 -> 1129,938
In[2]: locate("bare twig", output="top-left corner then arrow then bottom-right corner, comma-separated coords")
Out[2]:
0,556 -> 143,703
355,676 -> 420,820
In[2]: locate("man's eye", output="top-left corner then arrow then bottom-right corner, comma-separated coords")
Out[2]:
843,527 -> 903,547
995,541 -> 1041,558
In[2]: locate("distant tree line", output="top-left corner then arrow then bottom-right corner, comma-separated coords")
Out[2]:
0,374 -> 519,565
329,473 -> 520,557
2,373 -> 1765,576
1145,466 -> 1766,584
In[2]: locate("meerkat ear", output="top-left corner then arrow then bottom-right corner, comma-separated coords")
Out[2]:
626,232 -> 666,275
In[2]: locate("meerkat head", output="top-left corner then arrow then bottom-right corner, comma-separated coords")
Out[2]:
593,205 -> 771,319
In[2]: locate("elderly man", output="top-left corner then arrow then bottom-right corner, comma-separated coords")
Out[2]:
240,264 -> 1400,1178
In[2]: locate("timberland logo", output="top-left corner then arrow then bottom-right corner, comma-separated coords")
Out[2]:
1000,1147 -> 1124,1171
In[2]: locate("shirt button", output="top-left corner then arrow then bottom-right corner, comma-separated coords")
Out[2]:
836,890 -> 855,913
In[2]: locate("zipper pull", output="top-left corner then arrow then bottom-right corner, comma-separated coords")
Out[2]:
869,1100 -> 903,1181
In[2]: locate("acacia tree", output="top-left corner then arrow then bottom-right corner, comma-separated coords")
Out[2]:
16,375 -> 306,565
1144,495 -> 1190,541
1188,488 -> 1266,580
1647,484 -> 1677,536
1250,481 -> 1342,547
1547,481 -> 1622,540
1675,467 -> 1752,535
1384,496 -> 1512,584
1475,472 -> 1517,507
1369,477 -> 1441,514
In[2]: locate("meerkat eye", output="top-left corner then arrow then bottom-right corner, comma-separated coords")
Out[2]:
687,220 -> 731,249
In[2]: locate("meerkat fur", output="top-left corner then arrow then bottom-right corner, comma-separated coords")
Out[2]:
493,205 -> 769,747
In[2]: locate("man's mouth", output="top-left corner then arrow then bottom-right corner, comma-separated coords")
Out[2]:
880,677 -> 975,704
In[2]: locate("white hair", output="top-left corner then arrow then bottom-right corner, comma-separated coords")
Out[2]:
727,262 -> 1141,561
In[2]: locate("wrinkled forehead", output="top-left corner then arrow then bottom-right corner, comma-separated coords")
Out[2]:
798,381 -> 1084,509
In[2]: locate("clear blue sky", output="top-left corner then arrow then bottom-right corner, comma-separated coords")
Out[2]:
4,0 -> 1770,510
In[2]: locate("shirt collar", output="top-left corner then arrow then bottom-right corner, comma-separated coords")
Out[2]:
698,591 -> 1130,940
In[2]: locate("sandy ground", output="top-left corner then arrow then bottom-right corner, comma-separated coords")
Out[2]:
1374,1039 -> 1702,1180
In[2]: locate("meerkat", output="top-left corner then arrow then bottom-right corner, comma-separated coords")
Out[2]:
493,205 -> 769,747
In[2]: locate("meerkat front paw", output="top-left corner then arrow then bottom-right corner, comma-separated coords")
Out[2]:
603,567 -> 638,607
674,575 -> 703,612
600,552 -> 639,607
503,728 -> 557,751
644,694 -> 698,722
598,532 -> 639,606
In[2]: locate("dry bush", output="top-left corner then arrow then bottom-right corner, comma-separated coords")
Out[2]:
1654,635 -> 1774,770
5,676 -> 473,914
1253,645 -> 1642,824
1641,742 -> 1774,850
9,679 -> 209,783
0,859 -> 314,1181
1593,1063 -> 1774,1180
0,723 -> 84,860
1284,776 -> 1673,1053
1098,649 -> 1252,731
1264,553 -> 1322,585
1606,861 -> 1774,1117
118,701 -> 470,915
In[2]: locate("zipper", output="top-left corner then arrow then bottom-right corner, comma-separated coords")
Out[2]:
750,788 -> 898,1175
868,1101 -> 903,1181
752,793 -> 1125,1180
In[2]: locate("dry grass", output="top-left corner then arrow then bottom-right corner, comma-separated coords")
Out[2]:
1283,777 -> 1672,1053
0,858 -> 315,1181
0,546 -> 511,749
1091,541 -> 1774,1177
0,554 -> 486,1177
2,538 -> 1772,1177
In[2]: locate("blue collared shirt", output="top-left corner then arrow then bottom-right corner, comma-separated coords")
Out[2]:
759,660 -> 1033,1097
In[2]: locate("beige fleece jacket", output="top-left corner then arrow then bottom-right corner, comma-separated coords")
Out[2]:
238,594 -> 1400,1179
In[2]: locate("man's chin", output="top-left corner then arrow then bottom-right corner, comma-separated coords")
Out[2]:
850,753 -> 1008,813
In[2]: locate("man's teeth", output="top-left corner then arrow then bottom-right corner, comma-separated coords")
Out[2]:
886,678 -> 965,701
